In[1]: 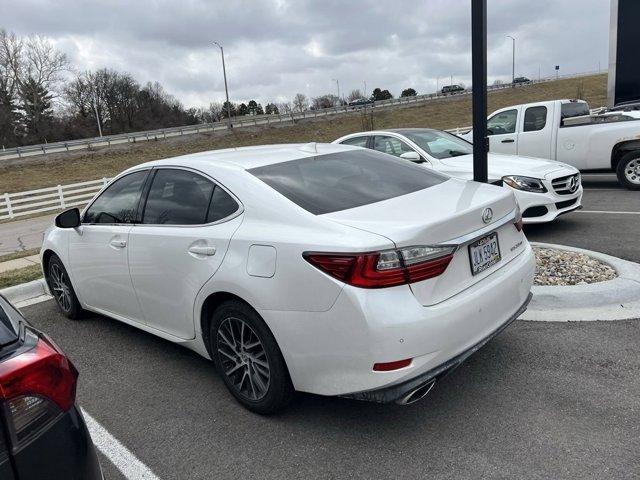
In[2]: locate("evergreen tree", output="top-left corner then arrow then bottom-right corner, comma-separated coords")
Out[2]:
19,76 -> 54,138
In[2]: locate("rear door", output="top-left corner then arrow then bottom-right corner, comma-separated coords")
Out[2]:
487,107 -> 519,155
128,168 -> 242,339
516,103 -> 554,159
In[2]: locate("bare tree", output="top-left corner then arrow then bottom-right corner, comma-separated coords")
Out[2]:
347,89 -> 363,102
21,35 -> 69,95
293,93 -> 308,113
312,94 -> 339,110
277,101 -> 293,114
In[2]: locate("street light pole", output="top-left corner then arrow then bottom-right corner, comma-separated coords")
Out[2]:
507,35 -> 516,83
92,93 -> 103,137
332,78 -> 340,105
213,41 -> 232,129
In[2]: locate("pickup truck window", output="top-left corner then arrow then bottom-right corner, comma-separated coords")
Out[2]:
560,102 -> 590,125
487,109 -> 517,135
523,106 -> 547,132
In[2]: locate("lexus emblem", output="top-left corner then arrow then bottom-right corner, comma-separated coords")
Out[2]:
568,176 -> 578,193
482,207 -> 493,224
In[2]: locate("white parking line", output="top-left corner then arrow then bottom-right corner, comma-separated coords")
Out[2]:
577,210 -> 640,215
81,408 -> 161,480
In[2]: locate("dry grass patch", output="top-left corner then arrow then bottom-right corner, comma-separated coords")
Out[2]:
0,264 -> 42,289
0,248 -> 41,263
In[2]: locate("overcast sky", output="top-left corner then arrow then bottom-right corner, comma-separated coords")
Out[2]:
3,0 -> 610,108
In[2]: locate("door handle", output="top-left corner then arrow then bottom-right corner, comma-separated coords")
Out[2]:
109,239 -> 127,249
188,245 -> 216,256
501,139 -> 515,143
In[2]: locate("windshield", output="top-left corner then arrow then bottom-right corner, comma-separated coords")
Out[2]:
249,149 -> 448,215
400,130 -> 473,159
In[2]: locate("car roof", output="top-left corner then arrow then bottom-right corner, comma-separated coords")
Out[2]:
339,128 -> 439,137
131,143 -> 359,172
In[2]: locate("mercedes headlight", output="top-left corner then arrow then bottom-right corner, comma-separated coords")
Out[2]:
502,175 -> 547,193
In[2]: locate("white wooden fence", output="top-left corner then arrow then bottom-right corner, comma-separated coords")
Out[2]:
0,178 -> 111,220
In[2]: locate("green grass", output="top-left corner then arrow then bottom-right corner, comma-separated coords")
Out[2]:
0,264 -> 42,289
0,74 -> 607,194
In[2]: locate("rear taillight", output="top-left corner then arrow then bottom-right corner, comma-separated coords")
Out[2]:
0,331 -> 78,447
304,245 -> 456,288
514,204 -> 523,231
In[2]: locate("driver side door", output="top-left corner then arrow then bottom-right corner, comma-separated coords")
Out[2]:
487,108 -> 519,155
68,169 -> 149,322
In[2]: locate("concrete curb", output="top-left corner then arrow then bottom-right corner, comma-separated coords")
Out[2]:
522,242 -> 640,322
0,278 -> 51,308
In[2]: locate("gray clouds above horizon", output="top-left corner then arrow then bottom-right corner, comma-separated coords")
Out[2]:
3,0 -> 610,107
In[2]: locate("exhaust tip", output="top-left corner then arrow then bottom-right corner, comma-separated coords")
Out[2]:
395,380 -> 435,405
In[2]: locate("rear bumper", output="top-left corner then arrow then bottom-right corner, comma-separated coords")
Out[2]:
11,405 -> 102,480
344,292 -> 532,403
263,243 -> 535,397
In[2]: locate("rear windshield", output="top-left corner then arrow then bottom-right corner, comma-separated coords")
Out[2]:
561,102 -> 590,121
249,150 -> 448,215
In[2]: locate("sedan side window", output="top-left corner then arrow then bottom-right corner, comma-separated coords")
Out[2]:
372,136 -> 414,158
143,169 -> 214,225
84,170 -> 148,224
487,109 -> 517,135
207,186 -> 239,223
340,136 -> 369,148
142,169 -> 240,225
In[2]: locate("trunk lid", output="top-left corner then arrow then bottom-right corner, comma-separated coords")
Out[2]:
322,178 -> 527,305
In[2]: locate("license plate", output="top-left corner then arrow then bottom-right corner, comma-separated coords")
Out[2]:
468,232 -> 501,275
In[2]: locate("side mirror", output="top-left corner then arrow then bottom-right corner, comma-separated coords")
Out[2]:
399,151 -> 424,163
55,208 -> 81,229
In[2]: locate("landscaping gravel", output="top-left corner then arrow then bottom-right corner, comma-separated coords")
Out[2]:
533,246 -> 617,286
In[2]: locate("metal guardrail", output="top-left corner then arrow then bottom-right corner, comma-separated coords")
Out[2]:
0,178 -> 110,220
0,70 -> 603,162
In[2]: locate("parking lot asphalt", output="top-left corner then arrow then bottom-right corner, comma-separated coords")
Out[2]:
21,300 -> 640,480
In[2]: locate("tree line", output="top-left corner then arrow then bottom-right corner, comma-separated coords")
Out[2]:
0,29 -> 419,148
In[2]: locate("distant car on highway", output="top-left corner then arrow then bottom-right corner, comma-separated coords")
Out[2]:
42,143 -> 533,413
334,128 -> 583,223
348,97 -> 374,108
513,76 -> 531,85
0,295 -> 102,480
441,84 -> 465,95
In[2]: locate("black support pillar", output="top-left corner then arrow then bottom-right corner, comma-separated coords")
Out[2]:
471,0 -> 488,183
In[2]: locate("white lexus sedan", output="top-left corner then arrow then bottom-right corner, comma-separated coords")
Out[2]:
333,129 -> 583,224
41,143 -> 534,413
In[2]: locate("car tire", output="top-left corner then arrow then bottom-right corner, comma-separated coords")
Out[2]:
210,300 -> 294,414
47,254 -> 84,320
616,151 -> 640,190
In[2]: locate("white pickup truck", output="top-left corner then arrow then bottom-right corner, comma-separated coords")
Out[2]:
461,99 -> 640,189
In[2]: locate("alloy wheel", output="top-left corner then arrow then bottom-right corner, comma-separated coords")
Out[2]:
624,158 -> 640,185
50,263 -> 72,313
217,317 -> 270,401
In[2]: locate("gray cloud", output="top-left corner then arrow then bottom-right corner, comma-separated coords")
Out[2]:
3,0 -> 609,107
